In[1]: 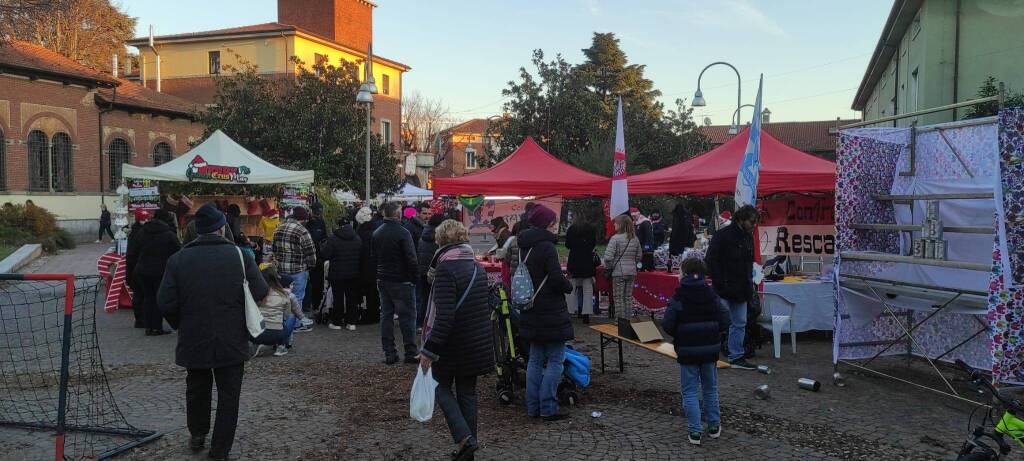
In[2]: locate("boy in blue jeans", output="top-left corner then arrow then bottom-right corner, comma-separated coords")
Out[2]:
661,258 -> 730,445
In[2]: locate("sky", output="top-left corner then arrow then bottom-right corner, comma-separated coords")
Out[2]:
123,0 -> 893,125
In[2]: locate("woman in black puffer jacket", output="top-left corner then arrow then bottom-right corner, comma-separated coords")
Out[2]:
135,209 -> 181,336
320,217 -> 363,329
420,219 -> 492,460
516,205 -> 573,421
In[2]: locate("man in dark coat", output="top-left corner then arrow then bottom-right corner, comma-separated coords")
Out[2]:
320,217 -> 362,329
416,214 -> 444,329
355,207 -> 381,324
125,210 -> 149,329
705,204 -> 759,370
517,205 -> 573,421
135,209 -> 181,336
372,202 -> 419,364
157,203 -> 269,461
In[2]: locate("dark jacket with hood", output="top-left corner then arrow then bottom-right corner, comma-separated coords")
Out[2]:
705,222 -> 755,302
669,205 -> 696,256
564,222 -> 596,278
125,222 -> 144,277
417,223 -> 439,278
516,227 -> 574,343
134,219 -> 181,278
320,225 -> 362,280
305,216 -> 329,254
661,274 -> 730,365
157,234 -> 270,369
372,218 -> 418,283
421,243 -> 493,377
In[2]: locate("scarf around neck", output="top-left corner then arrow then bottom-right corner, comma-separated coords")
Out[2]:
423,243 -> 478,342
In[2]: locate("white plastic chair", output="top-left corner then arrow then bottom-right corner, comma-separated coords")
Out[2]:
757,292 -> 797,359
799,256 -> 823,274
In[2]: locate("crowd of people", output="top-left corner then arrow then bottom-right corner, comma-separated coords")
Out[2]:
115,191 -> 761,459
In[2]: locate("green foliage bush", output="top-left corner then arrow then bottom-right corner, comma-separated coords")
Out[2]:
0,203 -> 75,252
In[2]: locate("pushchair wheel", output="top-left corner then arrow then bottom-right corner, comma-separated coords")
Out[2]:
565,390 -> 579,407
497,389 -> 513,405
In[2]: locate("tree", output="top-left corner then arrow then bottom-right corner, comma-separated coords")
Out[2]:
495,33 -> 706,174
401,91 -> 452,152
199,56 -> 402,197
0,0 -> 136,70
962,76 -> 1024,119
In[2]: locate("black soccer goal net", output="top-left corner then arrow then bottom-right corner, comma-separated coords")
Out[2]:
0,274 -> 160,460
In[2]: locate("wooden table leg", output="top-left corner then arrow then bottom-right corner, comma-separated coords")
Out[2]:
600,333 -> 607,373
617,337 -> 624,373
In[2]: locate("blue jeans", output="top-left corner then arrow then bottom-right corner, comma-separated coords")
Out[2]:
526,342 -> 565,417
378,280 -> 417,358
253,315 -> 299,347
720,298 -> 747,361
284,271 -> 309,313
680,362 -> 720,434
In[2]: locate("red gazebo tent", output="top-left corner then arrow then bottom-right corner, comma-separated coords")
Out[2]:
432,137 -> 611,197
628,127 -> 836,196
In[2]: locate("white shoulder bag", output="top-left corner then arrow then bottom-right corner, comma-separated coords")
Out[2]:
236,247 -> 266,338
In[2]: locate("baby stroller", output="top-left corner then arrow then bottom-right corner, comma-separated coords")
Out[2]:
490,283 -> 587,407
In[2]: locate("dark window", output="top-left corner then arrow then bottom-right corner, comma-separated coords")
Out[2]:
0,128 -> 5,191
314,53 -> 327,77
382,74 -> 390,95
108,138 -> 131,190
27,130 -> 49,191
209,51 -> 221,75
51,132 -> 73,192
153,142 -> 172,166
381,120 -> 392,146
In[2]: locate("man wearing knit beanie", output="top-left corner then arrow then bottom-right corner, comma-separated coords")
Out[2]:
158,202 -> 269,460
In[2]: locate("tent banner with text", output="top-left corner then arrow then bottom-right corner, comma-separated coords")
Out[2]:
464,196 -> 562,235
757,195 -> 835,257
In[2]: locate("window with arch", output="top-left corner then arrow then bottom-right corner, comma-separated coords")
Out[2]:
51,132 -> 73,192
27,130 -> 49,191
0,128 -> 5,191
153,142 -> 172,166
108,138 -> 131,190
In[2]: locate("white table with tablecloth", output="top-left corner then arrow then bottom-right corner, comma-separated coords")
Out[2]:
762,279 -> 835,332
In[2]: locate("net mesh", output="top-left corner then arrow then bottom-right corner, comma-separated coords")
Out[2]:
0,276 -> 156,460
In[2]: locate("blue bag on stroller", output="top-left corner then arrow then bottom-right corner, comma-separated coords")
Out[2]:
563,346 -> 591,388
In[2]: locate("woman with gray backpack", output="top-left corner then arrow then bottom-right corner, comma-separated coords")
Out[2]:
513,204 -> 573,421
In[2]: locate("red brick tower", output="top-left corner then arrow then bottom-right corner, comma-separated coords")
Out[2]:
277,0 -> 374,52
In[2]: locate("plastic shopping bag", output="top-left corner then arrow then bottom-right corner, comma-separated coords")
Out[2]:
409,366 -> 438,422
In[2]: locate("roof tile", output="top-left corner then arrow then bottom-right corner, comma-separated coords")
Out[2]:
700,119 -> 859,154
0,39 -> 116,86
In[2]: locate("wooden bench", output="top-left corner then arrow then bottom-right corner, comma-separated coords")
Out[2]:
589,323 -> 730,373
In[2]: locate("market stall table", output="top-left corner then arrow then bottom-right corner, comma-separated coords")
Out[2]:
763,278 -> 836,332
589,323 -> 729,373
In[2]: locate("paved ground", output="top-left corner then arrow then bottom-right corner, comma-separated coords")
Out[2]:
0,244 -> 995,460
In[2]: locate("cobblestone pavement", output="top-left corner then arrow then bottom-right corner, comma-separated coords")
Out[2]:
0,244 -> 987,460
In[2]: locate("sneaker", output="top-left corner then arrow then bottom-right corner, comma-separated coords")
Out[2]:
189,435 -> 205,452
301,317 -> 314,327
384,356 -> 399,365
273,345 -> 288,356
688,432 -> 702,445
94,239 -> 102,243
294,324 -> 313,333
707,424 -> 721,438
403,356 -> 419,364
542,413 -> 570,422
346,324 -> 356,331
729,358 -> 757,370
328,323 -> 343,330
251,344 -> 265,359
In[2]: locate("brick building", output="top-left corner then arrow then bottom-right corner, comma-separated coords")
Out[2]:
0,39 -> 203,232
700,118 -> 858,160
431,118 -> 501,180
127,0 -> 408,154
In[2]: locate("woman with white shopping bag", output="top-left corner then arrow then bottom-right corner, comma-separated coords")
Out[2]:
417,220 -> 493,461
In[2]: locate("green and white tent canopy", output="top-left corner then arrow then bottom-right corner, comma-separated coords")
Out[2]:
121,130 -> 314,184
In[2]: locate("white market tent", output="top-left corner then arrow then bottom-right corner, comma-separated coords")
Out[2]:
382,183 -> 433,201
121,130 -> 314,184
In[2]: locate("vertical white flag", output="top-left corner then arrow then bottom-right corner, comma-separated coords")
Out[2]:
735,74 -> 764,208
610,97 -> 629,218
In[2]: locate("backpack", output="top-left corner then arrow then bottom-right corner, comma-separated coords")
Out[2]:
510,248 -> 547,310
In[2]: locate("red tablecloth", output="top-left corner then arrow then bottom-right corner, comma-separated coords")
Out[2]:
592,267 -> 679,314
97,252 -> 133,312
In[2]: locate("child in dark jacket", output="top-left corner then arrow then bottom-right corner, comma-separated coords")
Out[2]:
661,258 -> 730,446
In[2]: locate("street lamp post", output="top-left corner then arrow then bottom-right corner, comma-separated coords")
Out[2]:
692,62 -> 742,135
356,45 -> 377,201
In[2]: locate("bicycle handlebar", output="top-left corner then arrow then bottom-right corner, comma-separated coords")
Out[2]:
956,359 -> 1024,414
